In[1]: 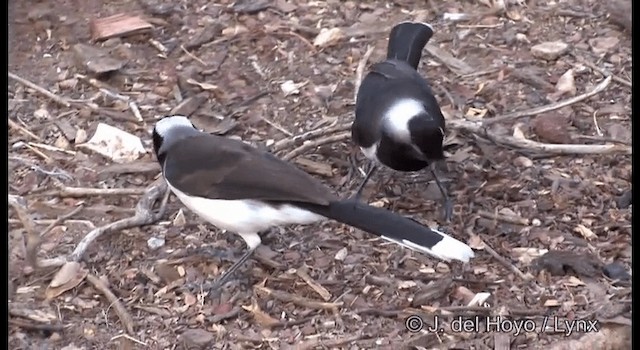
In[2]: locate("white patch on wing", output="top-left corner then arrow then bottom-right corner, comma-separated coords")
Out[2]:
167,182 -> 325,248
383,99 -> 424,143
154,115 -> 193,137
360,144 -> 378,162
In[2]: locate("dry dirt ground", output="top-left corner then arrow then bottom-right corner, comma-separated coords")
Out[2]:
8,0 -> 632,349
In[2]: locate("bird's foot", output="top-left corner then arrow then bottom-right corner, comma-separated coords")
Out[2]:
441,197 -> 453,223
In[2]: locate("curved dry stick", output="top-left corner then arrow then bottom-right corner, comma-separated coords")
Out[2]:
448,118 -> 632,155
482,76 -> 612,125
86,273 -> 135,335
271,121 -> 350,153
38,180 -> 170,268
354,45 -> 375,102
281,132 -> 351,161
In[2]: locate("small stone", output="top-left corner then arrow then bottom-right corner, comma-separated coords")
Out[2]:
533,113 -> 571,144
531,41 -> 570,60
513,156 -> 533,168
588,36 -> 620,55
147,236 -> 165,250
180,329 -> 215,349
602,262 -> 630,280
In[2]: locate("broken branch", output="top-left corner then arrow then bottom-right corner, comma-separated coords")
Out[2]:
86,273 -> 134,334
9,72 -> 71,108
254,286 -> 342,311
354,45 -> 375,102
32,186 -> 147,198
37,180 -> 170,268
282,132 -> 350,161
482,76 -> 612,125
449,118 -> 631,155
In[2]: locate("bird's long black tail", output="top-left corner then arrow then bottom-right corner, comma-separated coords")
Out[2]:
386,21 -> 434,70
297,200 -> 474,263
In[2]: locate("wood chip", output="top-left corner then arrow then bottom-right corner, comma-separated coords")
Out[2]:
90,14 -> 153,41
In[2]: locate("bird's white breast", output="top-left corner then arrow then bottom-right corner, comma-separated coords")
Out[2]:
167,183 -> 325,247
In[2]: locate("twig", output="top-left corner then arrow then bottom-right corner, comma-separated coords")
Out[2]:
8,119 -> 42,141
37,180 -> 170,268
483,76 -> 612,125
210,306 -> 241,323
9,71 -> 71,108
22,143 -> 54,162
579,60 -> 631,88
75,74 -> 143,122
479,237 -> 530,281
9,195 -> 40,268
18,205 -> 86,269
32,186 -> 147,198
261,115 -> 293,136
86,274 -> 135,335
293,334 -> 364,350
27,142 -> 76,156
271,121 -> 349,152
40,205 -> 85,237
148,38 -> 168,55
254,286 -> 343,311
295,265 -> 332,301
354,45 -> 375,102
449,118 -> 631,155
477,209 -> 530,226
282,132 -> 350,161
180,45 -> 208,66
110,333 -> 147,346
9,219 -> 95,228
9,318 -> 66,332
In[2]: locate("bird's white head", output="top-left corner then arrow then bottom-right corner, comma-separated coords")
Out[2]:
152,115 -> 199,165
154,115 -> 196,137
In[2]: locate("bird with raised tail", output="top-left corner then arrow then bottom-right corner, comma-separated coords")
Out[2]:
351,21 -> 452,221
152,115 -> 474,290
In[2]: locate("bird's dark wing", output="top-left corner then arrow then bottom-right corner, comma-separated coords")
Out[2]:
163,134 -> 337,205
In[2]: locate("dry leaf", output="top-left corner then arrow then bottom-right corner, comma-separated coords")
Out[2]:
186,79 -> 219,91
555,69 -> 576,96
222,25 -> 248,36
465,107 -> 488,119
589,36 -> 620,55
574,224 -> 596,239
467,234 -> 485,250
511,247 -> 549,264
184,292 -> 197,306
334,247 -> 348,261
562,276 -> 586,287
78,123 -> 146,163
397,280 -> 417,289
173,209 -> 186,227
467,292 -> 491,306
512,123 -> 527,140
313,27 -> 344,47
242,301 -> 280,328
280,80 -> 307,96
544,299 -> 560,307
50,261 -> 82,288
46,262 -> 88,299
452,286 -> 476,304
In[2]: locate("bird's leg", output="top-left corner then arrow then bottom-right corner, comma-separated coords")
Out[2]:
429,163 -> 453,222
207,246 -> 257,293
351,163 -> 378,202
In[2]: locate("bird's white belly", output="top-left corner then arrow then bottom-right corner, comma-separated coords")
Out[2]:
361,144 -> 378,161
167,183 -> 325,235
